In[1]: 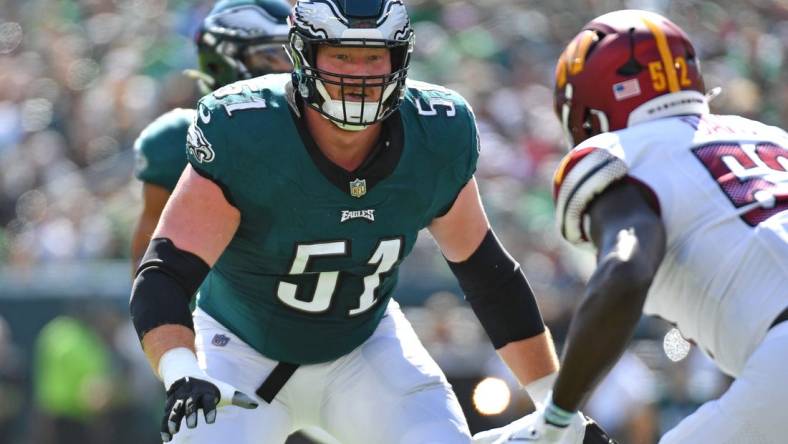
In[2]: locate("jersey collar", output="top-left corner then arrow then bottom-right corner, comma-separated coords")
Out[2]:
289,96 -> 405,198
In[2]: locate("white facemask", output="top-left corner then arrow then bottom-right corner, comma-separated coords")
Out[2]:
315,80 -> 397,131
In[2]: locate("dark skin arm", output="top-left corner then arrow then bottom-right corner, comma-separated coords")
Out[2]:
552,181 -> 666,411
130,183 -> 171,275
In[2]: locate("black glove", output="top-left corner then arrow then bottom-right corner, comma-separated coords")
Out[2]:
161,376 -> 258,442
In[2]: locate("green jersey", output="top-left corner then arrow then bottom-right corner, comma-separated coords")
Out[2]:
134,108 -> 195,191
187,74 -> 479,364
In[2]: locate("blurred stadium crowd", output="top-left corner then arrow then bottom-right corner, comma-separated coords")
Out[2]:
0,0 -> 786,443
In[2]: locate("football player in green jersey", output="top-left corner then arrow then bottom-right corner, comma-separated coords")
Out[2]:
131,0 -> 291,271
130,1 -> 564,443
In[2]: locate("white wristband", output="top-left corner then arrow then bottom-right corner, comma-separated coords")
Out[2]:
524,371 -> 558,405
158,347 -> 203,390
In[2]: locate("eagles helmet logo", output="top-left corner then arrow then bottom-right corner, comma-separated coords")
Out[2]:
187,120 -> 215,163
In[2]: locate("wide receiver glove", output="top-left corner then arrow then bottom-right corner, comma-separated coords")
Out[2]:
158,347 -> 258,442
472,402 -> 615,444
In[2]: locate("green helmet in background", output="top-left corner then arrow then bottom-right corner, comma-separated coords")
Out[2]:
192,0 -> 292,93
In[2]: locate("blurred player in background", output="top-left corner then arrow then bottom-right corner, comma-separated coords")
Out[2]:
126,0 -> 587,442
131,0 -> 291,270
476,9 -> 788,444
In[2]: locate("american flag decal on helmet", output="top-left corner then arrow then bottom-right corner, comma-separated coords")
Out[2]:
613,79 -> 642,101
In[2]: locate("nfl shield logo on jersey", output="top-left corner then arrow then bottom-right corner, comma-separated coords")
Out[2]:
349,178 -> 367,198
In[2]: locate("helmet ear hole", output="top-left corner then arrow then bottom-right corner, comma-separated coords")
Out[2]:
592,110 -> 609,135
581,109 -> 610,141
581,108 -> 594,135
581,115 -> 591,131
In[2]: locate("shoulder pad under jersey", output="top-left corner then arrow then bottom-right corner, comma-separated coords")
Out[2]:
552,146 -> 629,243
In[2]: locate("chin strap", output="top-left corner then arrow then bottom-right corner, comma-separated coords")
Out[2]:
325,114 -> 369,131
313,76 -> 397,130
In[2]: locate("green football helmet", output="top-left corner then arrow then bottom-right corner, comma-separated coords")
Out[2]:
192,0 -> 292,93
287,0 -> 415,131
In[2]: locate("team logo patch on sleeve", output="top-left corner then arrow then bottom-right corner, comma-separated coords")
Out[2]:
187,122 -> 215,163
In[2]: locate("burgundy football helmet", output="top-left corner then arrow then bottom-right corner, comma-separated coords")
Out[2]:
554,10 -> 707,147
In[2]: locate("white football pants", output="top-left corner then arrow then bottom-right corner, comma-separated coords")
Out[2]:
659,321 -> 788,444
170,300 -> 471,444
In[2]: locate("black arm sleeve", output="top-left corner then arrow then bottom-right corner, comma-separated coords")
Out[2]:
129,238 -> 210,341
447,230 -> 545,348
